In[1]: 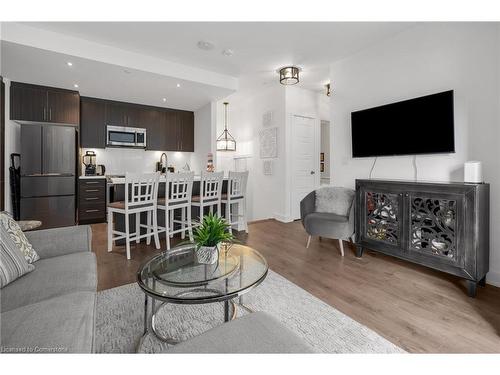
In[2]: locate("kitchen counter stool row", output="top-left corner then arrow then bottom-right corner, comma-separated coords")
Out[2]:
107,171 -> 248,259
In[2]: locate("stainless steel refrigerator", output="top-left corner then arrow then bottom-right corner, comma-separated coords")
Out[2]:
20,124 -> 76,229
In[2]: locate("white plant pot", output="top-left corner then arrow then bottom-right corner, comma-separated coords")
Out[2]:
196,245 -> 219,265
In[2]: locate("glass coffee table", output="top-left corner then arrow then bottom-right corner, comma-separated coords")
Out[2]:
136,243 -> 268,347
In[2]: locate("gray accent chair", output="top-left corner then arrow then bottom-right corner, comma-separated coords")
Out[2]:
0,225 -> 96,353
300,186 -> 355,256
163,311 -> 316,353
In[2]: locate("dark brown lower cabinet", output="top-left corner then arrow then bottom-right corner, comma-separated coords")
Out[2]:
78,178 -> 106,224
355,179 -> 489,297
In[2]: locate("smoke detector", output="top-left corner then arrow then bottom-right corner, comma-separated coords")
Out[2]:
197,41 -> 215,51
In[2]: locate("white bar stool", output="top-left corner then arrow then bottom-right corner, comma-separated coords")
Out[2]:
157,171 -> 195,251
192,171 -> 224,221
107,172 -> 161,260
222,171 -> 249,234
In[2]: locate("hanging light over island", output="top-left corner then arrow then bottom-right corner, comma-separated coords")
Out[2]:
216,102 -> 236,151
279,66 -> 300,85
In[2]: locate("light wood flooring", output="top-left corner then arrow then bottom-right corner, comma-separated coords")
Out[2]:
90,219 -> 500,353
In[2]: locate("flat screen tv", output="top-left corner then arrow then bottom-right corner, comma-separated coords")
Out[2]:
351,90 -> 455,158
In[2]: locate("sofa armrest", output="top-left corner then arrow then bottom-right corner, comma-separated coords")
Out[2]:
300,190 -> 316,224
24,225 -> 92,260
348,200 -> 355,240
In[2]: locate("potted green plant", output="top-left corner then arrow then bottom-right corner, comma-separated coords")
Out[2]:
193,213 -> 234,264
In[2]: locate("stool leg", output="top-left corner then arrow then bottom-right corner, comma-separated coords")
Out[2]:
226,201 -> 232,234
243,198 -> 248,234
169,209 -> 174,238
146,211 -> 152,245
181,207 -> 186,240
135,213 -> 140,243
187,205 -> 193,242
107,209 -> 113,252
125,213 -> 131,260
152,208 -> 160,250
217,202 -> 221,217
165,208 -> 171,251
209,205 -> 213,214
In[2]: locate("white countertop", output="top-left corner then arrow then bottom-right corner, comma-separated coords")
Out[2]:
107,175 -> 226,185
79,175 -> 107,179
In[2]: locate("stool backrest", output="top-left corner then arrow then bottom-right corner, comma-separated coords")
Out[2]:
200,171 -> 224,203
227,171 -> 248,200
166,171 -> 194,205
125,172 -> 160,210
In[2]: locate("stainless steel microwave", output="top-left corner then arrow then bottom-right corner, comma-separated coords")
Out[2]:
106,125 -> 147,148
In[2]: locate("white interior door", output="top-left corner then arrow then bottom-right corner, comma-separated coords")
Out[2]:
291,115 -> 318,220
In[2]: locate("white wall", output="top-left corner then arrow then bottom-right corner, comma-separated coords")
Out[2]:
192,102 -> 215,173
3,79 -> 21,214
330,23 -> 500,286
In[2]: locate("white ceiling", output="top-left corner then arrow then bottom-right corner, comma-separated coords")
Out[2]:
1,22 -> 417,108
0,41 -> 232,111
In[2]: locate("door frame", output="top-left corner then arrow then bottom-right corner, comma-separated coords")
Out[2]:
284,113 -> 320,222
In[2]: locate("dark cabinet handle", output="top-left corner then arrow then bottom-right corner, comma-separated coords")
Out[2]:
84,181 -> 100,185
49,108 -> 52,121
85,209 -> 99,213
43,107 -> 47,121
85,197 -> 99,201
85,189 -> 99,192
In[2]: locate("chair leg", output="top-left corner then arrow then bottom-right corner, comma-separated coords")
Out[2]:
152,208 -> 160,250
169,209 -> 174,238
135,213 -> 140,244
338,239 -> 345,257
125,213 -> 131,260
181,207 -> 186,240
165,208 -> 171,250
306,235 -> 311,249
146,211 -> 152,245
187,205 -> 193,242
226,201 -> 232,234
107,209 -> 113,252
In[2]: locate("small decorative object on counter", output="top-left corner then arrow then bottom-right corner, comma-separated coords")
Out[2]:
206,152 -> 215,172
193,213 -> 234,264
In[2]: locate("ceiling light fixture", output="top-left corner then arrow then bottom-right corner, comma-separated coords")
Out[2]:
176,83 -> 181,88
197,40 -> 215,51
325,83 -> 331,97
278,66 -> 300,85
162,98 -> 167,102
74,84 -> 79,88
222,49 -> 234,56
66,62 -> 73,66
216,102 -> 236,152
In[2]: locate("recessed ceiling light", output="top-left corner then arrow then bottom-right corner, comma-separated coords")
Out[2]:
162,98 -> 167,102
176,83 -> 181,88
222,49 -> 234,57
74,84 -> 79,88
197,40 -> 215,51
67,62 -> 73,66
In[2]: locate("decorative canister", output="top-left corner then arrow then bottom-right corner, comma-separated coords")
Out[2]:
196,245 -> 219,265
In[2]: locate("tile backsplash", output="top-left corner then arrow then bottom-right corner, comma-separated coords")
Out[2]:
81,148 -> 192,175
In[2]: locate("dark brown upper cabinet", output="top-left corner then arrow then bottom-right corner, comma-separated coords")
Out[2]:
80,97 -> 106,148
179,111 -> 194,152
10,82 -> 79,125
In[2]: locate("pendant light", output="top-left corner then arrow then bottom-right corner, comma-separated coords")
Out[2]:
279,66 -> 300,85
216,102 -> 236,151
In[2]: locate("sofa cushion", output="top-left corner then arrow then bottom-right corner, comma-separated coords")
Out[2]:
0,211 -> 39,264
0,226 -> 34,288
164,311 -> 315,353
1,251 -> 97,312
315,186 -> 355,216
304,212 -> 353,239
0,292 -> 96,353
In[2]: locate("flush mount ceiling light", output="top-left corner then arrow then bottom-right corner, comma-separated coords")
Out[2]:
162,98 -> 167,102
176,83 -> 181,88
216,102 -> 236,152
325,83 -> 331,97
278,66 -> 300,85
66,61 -> 73,66
197,40 -> 215,51
74,84 -> 79,88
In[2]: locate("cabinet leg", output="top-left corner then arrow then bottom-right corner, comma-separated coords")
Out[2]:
355,246 -> 364,258
478,276 -> 486,287
466,280 -> 477,298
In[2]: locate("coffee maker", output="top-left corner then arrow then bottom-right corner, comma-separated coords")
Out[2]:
83,151 -> 97,176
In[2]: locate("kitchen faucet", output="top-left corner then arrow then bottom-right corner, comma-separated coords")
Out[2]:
160,153 -> 167,172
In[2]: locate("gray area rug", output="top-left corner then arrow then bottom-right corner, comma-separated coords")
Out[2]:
95,270 -> 404,353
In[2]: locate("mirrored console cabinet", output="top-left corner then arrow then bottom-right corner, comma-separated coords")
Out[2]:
354,179 -> 489,297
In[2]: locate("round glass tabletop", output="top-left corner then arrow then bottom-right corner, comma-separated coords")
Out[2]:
137,243 -> 268,304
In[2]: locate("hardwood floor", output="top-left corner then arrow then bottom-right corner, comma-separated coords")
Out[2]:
90,219 -> 500,353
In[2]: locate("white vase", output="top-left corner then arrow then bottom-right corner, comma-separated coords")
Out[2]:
196,245 -> 219,265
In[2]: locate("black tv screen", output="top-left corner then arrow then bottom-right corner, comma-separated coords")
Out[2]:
351,90 -> 455,158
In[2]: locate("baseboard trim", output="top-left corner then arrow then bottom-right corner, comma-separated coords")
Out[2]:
486,271 -> 500,287
273,213 -> 294,223
247,218 -> 273,225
